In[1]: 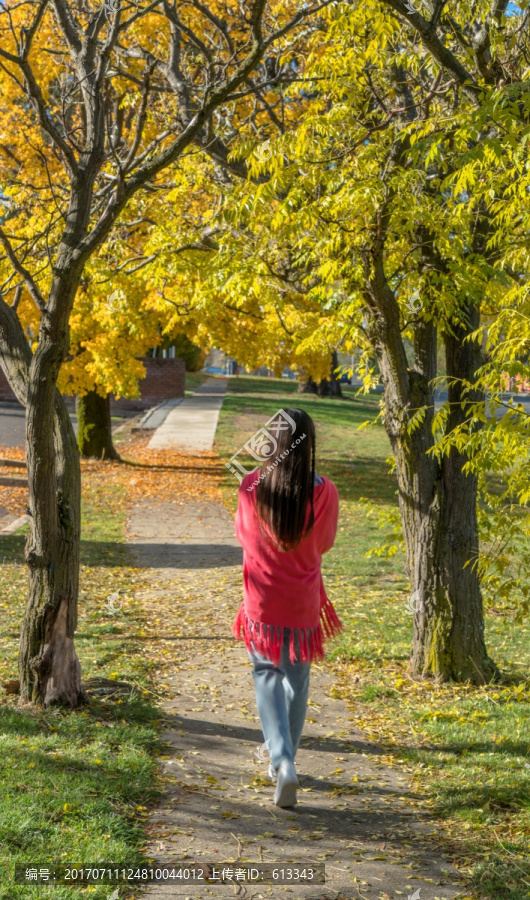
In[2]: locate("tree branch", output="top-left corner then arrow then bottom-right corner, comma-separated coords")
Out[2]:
0,293 -> 32,407
379,0 -> 481,105
0,228 -> 46,312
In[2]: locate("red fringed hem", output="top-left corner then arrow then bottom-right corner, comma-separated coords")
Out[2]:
231,597 -> 343,665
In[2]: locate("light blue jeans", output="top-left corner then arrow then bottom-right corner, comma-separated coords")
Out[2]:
247,627 -> 311,773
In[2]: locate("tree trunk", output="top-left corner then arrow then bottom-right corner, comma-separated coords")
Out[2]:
398,439 -> 496,683
20,384 -> 86,706
380,308 -> 497,684
76,390 -> 120,460
406,306 -> 496,682
356,155 -> 498,685
297,375 -> 319,394
318,350 -> 343,397
0,294 -> 86,707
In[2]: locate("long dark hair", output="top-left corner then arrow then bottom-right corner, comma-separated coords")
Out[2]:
254,408 -> 316,552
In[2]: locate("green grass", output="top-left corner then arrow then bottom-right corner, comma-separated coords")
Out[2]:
222,373 -> 300,395
185,370 -> 210,394
0,476 -> 162,899
215,375 -> 530,900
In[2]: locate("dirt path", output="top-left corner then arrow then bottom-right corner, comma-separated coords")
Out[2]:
125,497 -> 463,900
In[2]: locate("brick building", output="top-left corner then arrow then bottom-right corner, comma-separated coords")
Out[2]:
0,357 -> 186,411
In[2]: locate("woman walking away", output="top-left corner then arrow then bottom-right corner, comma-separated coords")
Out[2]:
231,408 -> 343,808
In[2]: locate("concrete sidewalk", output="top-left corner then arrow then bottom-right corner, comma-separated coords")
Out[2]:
125,499 -> 463,900
148,378 -> 227,451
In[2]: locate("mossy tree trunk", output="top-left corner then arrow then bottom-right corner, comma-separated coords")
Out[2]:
384,312 -> 495,682
0,281 -> 86,708
19,388 -> 85,706
76,391 -> 120,461
361,229 -> 498,684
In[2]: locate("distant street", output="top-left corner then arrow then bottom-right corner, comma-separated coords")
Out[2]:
0,402 -> 26,448
350,385 -> 530,420
433,391 -> 530,419
1,390 -> 528,450
0,401 -> 140,448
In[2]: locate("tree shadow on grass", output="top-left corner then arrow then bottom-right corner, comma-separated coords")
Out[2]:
0,696 -> 163,875
1,533 -> 133,568
435,776 -> 530,814
0,694 -> 161,736
0,534 -> 25,565
118,459 -> 226,475
412,736 -> 530,762
323,458 -> 398,505
383,735 -> 530,898
225,378 -> 300,395
0,534 -> 242,568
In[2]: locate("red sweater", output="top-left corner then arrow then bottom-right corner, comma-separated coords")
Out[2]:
231,471 -> 343,664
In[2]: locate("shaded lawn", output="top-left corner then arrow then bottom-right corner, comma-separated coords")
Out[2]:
184,370 -> 210,395
220,374 -> 300,395
216,375 -> 530,900
0,477 -> 161,899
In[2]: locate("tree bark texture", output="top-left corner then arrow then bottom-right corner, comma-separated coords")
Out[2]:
76,390 -> 120,460
19,388 -> 84,706
375,302 -> 497,683
360,205 -> 497,683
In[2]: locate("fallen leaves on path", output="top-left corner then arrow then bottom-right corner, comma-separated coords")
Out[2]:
0,446 -> 27,517
85,435 -> 242,675
83,436 -> 225,507
0,436 -> 226,522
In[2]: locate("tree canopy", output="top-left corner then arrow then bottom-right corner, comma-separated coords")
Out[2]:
0,0 -> 528,703
142,0 -> 530,660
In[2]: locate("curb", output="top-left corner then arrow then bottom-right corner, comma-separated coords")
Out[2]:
0,458 -> 26,469
0,514 -> 31,535
0,476 -> 28,487
131,398 -> 183,432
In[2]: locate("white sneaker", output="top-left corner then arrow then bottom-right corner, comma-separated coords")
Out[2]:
268,762 -> 277,782
273,758 -> 299,807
